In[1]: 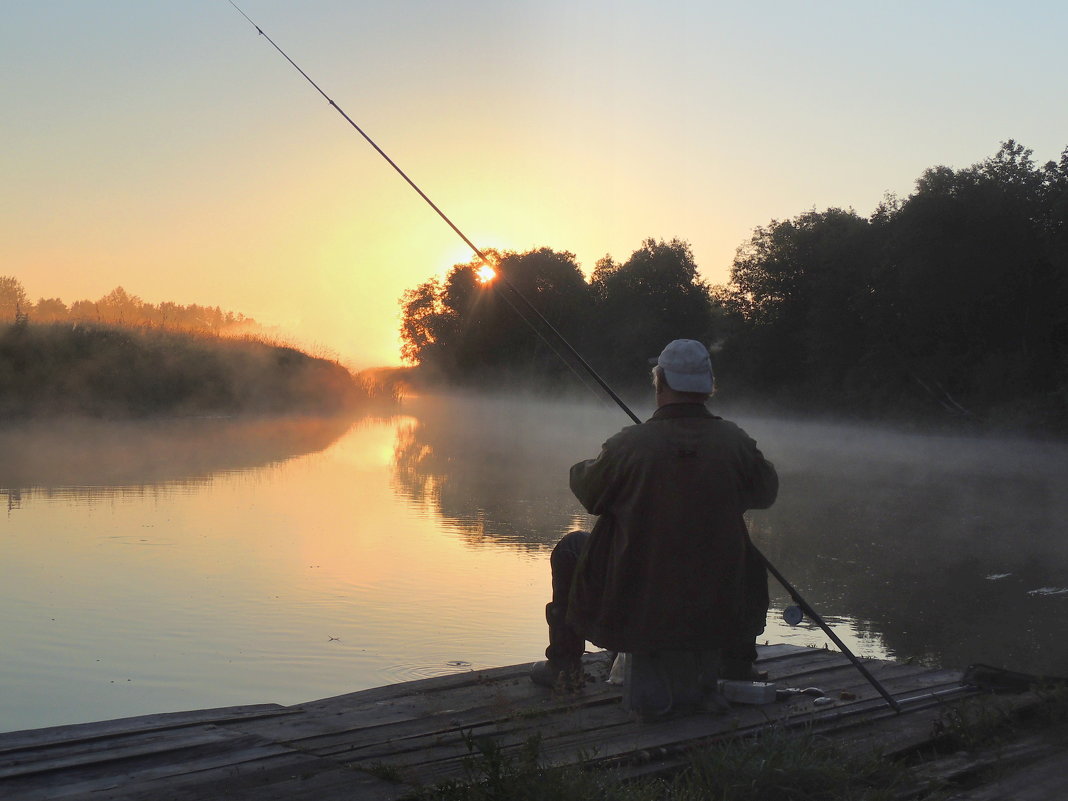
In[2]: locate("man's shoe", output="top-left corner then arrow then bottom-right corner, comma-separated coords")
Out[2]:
529,660 -> 557,688
530,660 -> 583,689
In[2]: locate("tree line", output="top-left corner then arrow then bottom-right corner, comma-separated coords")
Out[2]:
0,280 -> 257,336
0,322 -> 365,418
0,282 -> 392,417
400,141 -> 1068,429
400,239 -> 719,389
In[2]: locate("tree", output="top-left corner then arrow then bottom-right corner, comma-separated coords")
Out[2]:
31,298 -> 69,322
397,247 -> 590,383
0,276 -> 28,323
399,277 -> 445,366
716,140 -> 1068,422
589,238 -> 717,384
96,287 -> 144,326
488,248 -> 591,379
720,209 -> 875,399
877,141 -> 1064,412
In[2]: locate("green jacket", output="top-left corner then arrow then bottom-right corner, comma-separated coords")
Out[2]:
566,403 -> 778,653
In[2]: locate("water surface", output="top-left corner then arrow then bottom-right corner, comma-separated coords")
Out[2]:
2,394 -> 1066,733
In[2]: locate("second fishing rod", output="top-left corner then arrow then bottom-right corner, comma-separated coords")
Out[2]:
229,2 -> 899,713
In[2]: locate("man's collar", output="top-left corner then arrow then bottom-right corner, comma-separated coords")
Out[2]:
648,402 -> 715,421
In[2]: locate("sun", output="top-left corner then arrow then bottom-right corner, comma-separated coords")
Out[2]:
475,265 -> 498,284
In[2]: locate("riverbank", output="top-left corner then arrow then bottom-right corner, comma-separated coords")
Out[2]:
0,320 -> 380,418
7,645 -> 1065,800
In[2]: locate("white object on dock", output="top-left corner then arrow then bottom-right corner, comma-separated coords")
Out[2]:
719,680 -> 778,705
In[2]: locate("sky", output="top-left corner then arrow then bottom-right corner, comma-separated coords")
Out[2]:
3,1 -> 1067,368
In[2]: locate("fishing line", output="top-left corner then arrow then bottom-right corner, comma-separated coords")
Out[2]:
228,2 -> 898,711
490,285 -> 615,405
227,0 -> 638,423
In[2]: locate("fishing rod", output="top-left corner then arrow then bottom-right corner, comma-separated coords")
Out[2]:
227,1 -> 638,424
228,2 -> 899,712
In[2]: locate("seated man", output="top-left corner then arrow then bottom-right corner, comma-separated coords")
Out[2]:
531,339 -> 778,705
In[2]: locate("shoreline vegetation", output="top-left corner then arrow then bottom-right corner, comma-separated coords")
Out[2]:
398,141 -> 1068,436
0,319 -> 393,419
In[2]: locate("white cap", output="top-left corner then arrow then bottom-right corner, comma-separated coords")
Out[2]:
656,339 -> 714,394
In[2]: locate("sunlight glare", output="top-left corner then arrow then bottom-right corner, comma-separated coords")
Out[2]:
476,265 -> 498,284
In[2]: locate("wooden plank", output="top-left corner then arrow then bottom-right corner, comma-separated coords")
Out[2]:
0,704 -> 293,755
267,656 -> 959,785
0,649 -> 1025,801
603,685 -> 978,786
944,749 -> 1068,800
231,655 -> 617,744
281,646 -> 875,758
359,688 -> 768,786
346,657 -> 854,773
138,762 -> 413,801
0,727 -> 243,779
34,744 -> 418,801
379,664 -> 970,789
326,653 -> 961,781
334,696 -> 631,772
230,645 -> 829,748
755,643 -> 812,660
293,661 -> 539,713
766,658 -> 960,707
0,734 -> 302,801
281,675 -> 621,755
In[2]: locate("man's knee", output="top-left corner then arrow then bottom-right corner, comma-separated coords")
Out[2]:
550,530 -> 589,570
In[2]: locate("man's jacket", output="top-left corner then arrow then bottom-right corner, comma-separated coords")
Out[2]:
566,402 -> 778,653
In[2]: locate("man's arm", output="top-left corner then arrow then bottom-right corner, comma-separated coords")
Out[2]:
569,437 -> 625,515
745,452 -> 778,510
735,425 -> 778,509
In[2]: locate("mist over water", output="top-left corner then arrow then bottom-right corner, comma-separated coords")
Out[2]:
391,394 -> 1068,675
742,414 -> 1068,673
2,394 -> 1066,733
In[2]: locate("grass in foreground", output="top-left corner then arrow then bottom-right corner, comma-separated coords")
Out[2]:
414,726 -> 914,801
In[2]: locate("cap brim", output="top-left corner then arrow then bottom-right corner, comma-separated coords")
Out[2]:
663,370 -> 713,393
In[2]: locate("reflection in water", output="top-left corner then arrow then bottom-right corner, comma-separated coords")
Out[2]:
0,408 -> 561,734
390,395 -> 1068,677
0,415 -> 355,505
391,394 -> 609,549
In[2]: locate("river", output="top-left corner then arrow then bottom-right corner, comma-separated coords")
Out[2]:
2,392 -> 1066,733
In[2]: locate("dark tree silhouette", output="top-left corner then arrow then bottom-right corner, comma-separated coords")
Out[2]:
399,241 -> 717,389
716,141 -> 1068,425
397,142 -> 1068,429
399,247 -> 593,384
588,238 -> 718,383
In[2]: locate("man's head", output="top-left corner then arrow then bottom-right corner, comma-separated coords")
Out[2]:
652,339 -> 714,403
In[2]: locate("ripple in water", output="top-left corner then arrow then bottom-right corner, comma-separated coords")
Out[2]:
383,660 -> 481,683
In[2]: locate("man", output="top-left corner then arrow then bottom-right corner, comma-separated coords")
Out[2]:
531,339 -> 778,693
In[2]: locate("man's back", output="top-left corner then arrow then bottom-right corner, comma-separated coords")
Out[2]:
567,403 -> 777,653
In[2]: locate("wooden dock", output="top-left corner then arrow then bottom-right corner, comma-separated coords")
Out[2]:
0,644 -> 1052,800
